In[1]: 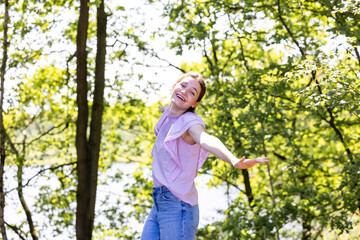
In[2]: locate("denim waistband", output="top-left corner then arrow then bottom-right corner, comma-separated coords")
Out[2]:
152,186 -> 170,194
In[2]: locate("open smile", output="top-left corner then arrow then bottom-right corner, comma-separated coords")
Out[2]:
176,93 -> 186,102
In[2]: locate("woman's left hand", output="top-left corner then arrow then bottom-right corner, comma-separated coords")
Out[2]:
233,156 -> 269,169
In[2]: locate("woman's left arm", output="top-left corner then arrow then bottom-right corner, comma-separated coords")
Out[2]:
188,124 -> 268,169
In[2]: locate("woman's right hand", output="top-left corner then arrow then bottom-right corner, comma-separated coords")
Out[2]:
159,104 -> 169,113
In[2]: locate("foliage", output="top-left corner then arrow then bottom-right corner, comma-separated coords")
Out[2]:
1,0 -> 360,239
158,0 -> 360,239
3,0 -> 159,239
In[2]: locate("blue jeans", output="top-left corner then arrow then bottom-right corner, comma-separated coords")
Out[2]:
141,186 -> 199,240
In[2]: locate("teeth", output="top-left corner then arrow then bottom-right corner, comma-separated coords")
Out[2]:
177,94 -> 185,101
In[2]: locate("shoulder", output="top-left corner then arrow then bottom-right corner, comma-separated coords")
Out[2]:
164,111 -> 206,142
179,111 -> 204,123
179,113 -> 206,144
176,111 -> 206,131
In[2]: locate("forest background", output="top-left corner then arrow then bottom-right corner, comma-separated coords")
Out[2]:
0,0 -> 359,239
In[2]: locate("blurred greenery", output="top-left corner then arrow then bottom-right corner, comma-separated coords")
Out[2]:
1,0 -> 359,239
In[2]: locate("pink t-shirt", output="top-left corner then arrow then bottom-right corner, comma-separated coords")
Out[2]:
151,108 -> 210,206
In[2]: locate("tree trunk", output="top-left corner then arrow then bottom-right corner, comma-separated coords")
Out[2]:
354,46 -> 360,67
88,0 -> 106,236
75,0 -> 90,238
17,155 -> 38,240
300,177 -> 311,240
76,0 -> 107,239
241,169 -> 254,206
0,0 -> 9,239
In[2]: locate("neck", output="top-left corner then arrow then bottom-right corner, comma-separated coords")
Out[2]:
168,103 -> 186,117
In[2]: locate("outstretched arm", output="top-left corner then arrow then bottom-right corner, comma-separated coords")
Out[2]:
188,124 -> 268,169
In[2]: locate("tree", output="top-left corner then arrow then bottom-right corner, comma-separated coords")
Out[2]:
0,0 -> 9,239
1,0 -> 161,238
2,0 -> 358,239
75,0 -> 107,239
155,0 -> 360,239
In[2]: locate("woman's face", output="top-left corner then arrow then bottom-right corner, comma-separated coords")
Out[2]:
171,77 -> 201,111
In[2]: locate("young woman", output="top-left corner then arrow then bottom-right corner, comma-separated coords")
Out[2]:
141,72 -> 269,240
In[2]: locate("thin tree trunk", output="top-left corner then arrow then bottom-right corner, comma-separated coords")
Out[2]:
241,169 -> 254,205
88,0 -> 106,236
300,177 -> 311,240
15,135 -> 38,240
75,0 -> 90,238
17,157 -> 38,240
233,125 -> 255,206
261,122 -> 279,240
76,0 -> 107,239
354,46 -> 360,67
0,0 -> 9,239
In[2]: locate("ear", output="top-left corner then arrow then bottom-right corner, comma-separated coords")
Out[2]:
191,101 -> 200,108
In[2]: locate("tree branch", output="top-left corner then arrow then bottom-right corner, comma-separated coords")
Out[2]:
28,120 -> 71,145
276,0 -> 306,58
6,162 -> 76,194
152,54 -> 186,73
202,172 -> 246,195
5,222 -> 26,240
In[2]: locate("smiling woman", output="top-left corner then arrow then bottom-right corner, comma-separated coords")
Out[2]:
141,72 -> 269,240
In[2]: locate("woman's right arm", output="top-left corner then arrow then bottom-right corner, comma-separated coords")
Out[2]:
159,104 -> 169,113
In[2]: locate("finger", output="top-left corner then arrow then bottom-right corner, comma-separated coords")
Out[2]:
238,156 -> 246,163
247,158 -> 264,163
255,157 -> 269,163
